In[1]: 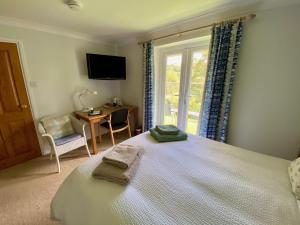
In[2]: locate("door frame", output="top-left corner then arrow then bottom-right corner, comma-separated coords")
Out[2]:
156,49 -> 185,127
0,37 -> 41,151
154,36 -> 211,131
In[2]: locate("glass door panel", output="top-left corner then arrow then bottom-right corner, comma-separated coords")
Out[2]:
185,50 -> 209,134
155,36 -> 211,134
163,54 -> 182,126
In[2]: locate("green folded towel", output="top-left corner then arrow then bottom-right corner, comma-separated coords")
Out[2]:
155,125 -> 179,135
150,127 -> 188,142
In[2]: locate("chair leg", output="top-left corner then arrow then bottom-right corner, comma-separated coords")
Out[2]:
85,142 -> 91,157
127,119 -> 132,138
108,120 -> 115,146
128,126 -> 132,138
110,130 -> 115,146
49,152 -> 53,160
55,154 -> 61,173
98,126 -> 102,143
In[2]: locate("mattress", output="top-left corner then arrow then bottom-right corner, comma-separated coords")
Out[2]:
51,133 -> 300,225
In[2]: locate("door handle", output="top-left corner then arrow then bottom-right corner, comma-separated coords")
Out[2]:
19,104 -> 28,110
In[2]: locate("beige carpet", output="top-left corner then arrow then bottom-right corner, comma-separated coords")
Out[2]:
0,133 -> 128,225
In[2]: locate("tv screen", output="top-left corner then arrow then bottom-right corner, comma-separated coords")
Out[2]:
86,54 -> 126,80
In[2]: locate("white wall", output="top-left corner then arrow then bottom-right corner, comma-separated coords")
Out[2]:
118,43 -> 144,126
0,24 -> 119,154
0,24 -> 119,118
227,5 -> 300,160
118,5 -> 300,160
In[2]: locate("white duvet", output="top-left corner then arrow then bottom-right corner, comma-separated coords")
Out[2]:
51,133 -> 300,225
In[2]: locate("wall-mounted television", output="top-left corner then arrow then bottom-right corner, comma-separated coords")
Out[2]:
86,54 -> 126,80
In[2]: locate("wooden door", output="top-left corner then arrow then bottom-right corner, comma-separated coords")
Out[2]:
0,42 -> 40,170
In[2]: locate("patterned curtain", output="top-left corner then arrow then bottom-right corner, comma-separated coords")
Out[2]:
200,21 -> 243,142
143,41 -> 154,131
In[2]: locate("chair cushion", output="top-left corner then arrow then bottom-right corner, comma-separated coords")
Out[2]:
41,115 -> 75,139
101,122 -> 128,131
54,133 -> 83,146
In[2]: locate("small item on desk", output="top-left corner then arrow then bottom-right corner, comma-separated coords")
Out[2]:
112,96 -> 123,107
82,106 -> 94,113
88,110 -> 101,116
92,145 -> 144,185
103,103 -> 118,108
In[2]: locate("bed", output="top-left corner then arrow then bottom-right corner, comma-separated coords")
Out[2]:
51,133 -> 300,225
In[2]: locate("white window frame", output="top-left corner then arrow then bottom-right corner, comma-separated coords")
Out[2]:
154,36 -> 210,132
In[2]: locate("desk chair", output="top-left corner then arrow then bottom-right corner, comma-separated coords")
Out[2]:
99,108 -> 131,145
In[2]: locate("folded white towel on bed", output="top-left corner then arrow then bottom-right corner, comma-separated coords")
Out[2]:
102,144 -> 143,169
92,148 -> 144,185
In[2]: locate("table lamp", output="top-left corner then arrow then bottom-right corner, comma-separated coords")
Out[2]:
78,89 -> 98,112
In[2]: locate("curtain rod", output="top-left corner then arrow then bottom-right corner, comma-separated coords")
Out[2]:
138,13 -> 256,45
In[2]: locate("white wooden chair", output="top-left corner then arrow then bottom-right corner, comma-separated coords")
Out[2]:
38,115 -> 91,173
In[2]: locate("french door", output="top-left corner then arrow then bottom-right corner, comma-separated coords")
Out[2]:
155,39 -> 210,134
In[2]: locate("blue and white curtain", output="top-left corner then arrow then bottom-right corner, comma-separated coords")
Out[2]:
143,41 -> 154,131
200,21 -> 243,142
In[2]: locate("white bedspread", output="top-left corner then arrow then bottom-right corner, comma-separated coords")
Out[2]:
51,133 -> 300,225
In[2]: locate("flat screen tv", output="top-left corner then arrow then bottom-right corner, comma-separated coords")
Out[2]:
86,54 -> 126,80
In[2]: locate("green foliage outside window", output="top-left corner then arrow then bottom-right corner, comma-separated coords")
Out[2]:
165,50 -> 208,113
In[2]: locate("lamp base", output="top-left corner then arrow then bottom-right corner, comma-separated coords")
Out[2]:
82,107 -> 93,112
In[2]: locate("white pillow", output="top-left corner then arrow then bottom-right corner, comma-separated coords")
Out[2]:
288,157 -> 300,200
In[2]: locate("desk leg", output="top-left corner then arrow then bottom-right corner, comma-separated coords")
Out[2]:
134,108 -> 138,128
89,121 -> 98,154
132,108 -> 138,135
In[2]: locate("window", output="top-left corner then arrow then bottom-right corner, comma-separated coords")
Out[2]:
154,36 -> 210,135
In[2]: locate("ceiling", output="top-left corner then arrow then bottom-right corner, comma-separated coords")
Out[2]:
0,0 -> 298,42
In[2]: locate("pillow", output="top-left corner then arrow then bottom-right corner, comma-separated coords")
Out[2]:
288,157 -> 300,200
41,115 -> 75,139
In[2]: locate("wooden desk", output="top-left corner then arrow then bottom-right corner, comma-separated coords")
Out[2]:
74,105 -> 138,154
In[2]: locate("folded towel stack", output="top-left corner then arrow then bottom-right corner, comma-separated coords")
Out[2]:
156,124 -> 180,135
92,144 -> 144,185
150,125 -> 188,142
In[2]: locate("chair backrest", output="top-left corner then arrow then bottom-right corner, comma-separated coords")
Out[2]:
40,114 -> 75,139
110,108 -> 129,126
